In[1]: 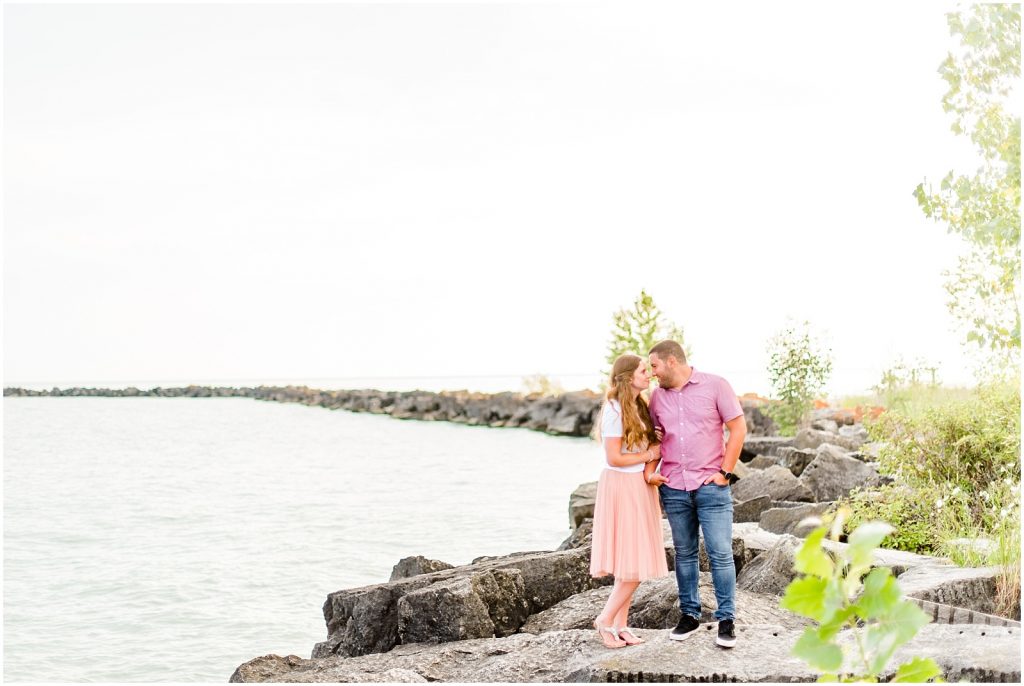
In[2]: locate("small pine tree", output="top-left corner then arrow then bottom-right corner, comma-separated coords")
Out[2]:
605,290 -> 688,375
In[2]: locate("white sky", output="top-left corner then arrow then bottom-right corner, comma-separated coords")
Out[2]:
3,1 -> 994,395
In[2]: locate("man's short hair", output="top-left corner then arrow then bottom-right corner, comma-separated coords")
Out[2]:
649,340 -> 687,364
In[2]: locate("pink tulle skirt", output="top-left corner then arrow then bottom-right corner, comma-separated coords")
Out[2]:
589,468 -> 670,582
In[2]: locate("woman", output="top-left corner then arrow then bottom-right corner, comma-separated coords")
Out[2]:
590,353 -> 670,648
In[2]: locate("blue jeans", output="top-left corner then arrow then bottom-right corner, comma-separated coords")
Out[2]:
659,483 -> 736,621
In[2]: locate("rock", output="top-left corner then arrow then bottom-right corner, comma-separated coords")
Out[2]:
838,424 -> 869,448
520,574 -> 811,635
811,418 -> 839,433
732,495 -> 773,523
800,443 -> 883,501
390,556 -> 455,581
315,547 -> 606,659
775,446 -> 817,477
735,535 -> 802,596
794,427 -> 837,450
746,455 -> 781,470
556,518 -> 593,551
740,436 -> 795,462
568,482 -> 596,529
909,596 -> 1022,627
758,502 -> 833,537
731,460 -> 752,479
796,427 -> 862,452
897,564 -> 1012,618
732,465 -> 814,503
397,569 -> 530,644
231,625 -> 1022,683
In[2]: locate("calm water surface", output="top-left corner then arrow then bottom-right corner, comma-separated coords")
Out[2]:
3,397 -> 598,681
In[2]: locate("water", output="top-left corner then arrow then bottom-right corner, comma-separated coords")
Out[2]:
3,397 -> 599,682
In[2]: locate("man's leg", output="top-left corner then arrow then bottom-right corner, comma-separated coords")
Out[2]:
659,485 -> 701,619
696,483 -> 736,621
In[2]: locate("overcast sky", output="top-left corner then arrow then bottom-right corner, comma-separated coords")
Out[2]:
4,1 -> 990,395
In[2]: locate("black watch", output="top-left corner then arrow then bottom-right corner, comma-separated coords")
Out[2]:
719,469 -> 739,485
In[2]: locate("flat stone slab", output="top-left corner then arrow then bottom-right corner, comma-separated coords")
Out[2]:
231,624 -> 1021,682
520,574 -> 812,634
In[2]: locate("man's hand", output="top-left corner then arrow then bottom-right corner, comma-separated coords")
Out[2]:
647,473 -> 668,487
704,472 -> 729,486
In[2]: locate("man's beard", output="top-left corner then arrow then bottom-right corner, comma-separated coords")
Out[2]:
655,373 -> 673,388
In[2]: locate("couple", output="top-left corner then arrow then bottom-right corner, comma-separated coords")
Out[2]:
589,340 -> 747,650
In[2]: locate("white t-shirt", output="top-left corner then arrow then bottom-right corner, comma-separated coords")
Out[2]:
600,399 -> 646,473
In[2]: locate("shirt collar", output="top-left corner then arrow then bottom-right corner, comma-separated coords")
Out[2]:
665,367 -> 701,392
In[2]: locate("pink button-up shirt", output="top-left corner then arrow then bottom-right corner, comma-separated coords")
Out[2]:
648,368 -> 744,491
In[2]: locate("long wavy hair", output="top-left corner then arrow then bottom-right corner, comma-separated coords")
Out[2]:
601,353 -> 657,450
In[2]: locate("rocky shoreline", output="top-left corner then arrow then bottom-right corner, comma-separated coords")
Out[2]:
228,419 -> 1021,683
2,384 -> 781,437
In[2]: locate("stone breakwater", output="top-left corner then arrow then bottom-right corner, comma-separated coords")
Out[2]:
228,424 -> 1021,682
2,384 -> 779,437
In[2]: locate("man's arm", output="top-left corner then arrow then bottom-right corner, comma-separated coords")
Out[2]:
721,414 -> 747,473
705,413 -> 747,486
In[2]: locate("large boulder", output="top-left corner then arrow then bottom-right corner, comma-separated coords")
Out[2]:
732,465 -> 814,503
732,495 -> 773,524
746,455 -> 781,470
775,447 -> 817,477
390,556 -> 455,582
735,535 -> 802,596
796,427 -> 862,452
740,436 -> 796,462
397,569 -> 530,644
838,424 -> 869,449
758,502 -> 833,537
568,482 -> 597,529
800,443 -> 883,502
556,518 -> 593,551
315,547 -> 607,659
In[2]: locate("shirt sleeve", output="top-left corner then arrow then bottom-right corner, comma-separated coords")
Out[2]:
600,402 -> 623,438
716,378 -> 745,423
648,388 -> 662,430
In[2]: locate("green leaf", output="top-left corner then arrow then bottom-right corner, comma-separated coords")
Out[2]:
858,567 -> 901,619
818,604 -> 859,640
881,600 -> 932,643
846,521 -> 893,575
892,657 -> 943,683
793,627 -> 844,672
795,527 -> 835,579
781,576 -> 828,620
865,601 -> 932,673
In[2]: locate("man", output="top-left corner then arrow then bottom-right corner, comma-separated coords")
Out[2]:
647,339 -> 746,648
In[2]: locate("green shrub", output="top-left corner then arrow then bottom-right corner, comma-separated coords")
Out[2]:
844,485 -> 943,554
765,320 -> 832,436
866,382 -> 1020,494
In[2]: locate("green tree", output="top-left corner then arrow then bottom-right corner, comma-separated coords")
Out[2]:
605,290 -> 687,373
766,320 -> 832,436
914,4 -> 1021,370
